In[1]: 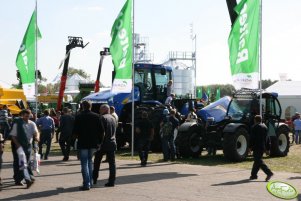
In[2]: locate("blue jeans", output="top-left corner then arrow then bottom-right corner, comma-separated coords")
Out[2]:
79,149 -> 95,188
39,129 -> 52,158
295,130 -> 301,144
161,135 -> 176,161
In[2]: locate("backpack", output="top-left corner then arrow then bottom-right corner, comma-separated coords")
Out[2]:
161,121 -> 173,137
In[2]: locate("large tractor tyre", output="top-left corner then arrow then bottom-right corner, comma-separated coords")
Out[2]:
223,128 -> 249,162
270,126 -> 289,157
176,126 -> 202,158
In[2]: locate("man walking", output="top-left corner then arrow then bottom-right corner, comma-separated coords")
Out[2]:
72,101 -> 104,191
249,115 -> 273,181
59,107 -> 75,161
135,111 -> 154,166
93,104 -> 117,187
10,109 -> 39,188
36,110 -> 55,160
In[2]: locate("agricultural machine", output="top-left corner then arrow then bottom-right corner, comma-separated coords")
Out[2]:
176,89 -> 290,161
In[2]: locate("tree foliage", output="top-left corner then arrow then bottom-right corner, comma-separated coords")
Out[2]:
68,67 -> 90,79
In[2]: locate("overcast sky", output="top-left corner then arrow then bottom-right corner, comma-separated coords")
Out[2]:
0,0 -> 301,87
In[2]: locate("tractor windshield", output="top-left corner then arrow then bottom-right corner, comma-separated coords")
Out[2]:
227,99 -> 252,121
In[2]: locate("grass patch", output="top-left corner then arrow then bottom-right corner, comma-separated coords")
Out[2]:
3,140 -> 301,173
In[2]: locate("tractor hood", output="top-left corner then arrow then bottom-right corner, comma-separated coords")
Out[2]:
83,87 -> 140,104
197,96 -> 231,123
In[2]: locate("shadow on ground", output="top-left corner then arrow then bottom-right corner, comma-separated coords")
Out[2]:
1,172 -> 197,200
96,172 -> 197,186
211,179 -> 265,186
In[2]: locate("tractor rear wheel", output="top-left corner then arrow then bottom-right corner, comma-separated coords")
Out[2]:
223,127 -> 249,162
270,126 -> 289,157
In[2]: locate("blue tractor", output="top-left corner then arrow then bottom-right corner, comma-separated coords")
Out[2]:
176,89 -> 290,161
83,63 -> 179,150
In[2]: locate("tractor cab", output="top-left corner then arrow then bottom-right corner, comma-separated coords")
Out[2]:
227,89 -> 282,126
134,64 -> 172,103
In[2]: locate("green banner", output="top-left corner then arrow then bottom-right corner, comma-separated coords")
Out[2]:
228,0 -> 260,89
196,87 -> 202,99
16,10 -> 42,98
110,0 -> 133,93
207,87 -> 211,97
215,88 -> 221,101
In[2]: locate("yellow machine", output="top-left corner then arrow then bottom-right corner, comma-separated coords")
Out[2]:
0,87 -> 28,115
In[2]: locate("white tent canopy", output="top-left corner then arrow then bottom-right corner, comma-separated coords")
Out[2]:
266,81 -> 301,120
266,81 -> 301,96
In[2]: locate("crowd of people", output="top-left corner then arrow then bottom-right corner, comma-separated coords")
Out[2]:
1,97 -> 301,190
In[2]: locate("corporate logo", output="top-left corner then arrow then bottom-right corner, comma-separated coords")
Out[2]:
266,181 -> 298,200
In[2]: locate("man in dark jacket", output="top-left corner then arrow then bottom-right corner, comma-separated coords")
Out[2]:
249,115 -> 273,181
93,104 -> 117,187
135,111 -> 154,166
72,101 -> 104,191
59,107 -> 74,161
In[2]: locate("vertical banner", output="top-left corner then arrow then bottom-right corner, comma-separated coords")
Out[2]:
215,87 -> 221,101
206,87 -> 211,97
16,10 -> 42,99
228,0 -> 260,89
110,0 -> 133,93
196,87 -> 202,99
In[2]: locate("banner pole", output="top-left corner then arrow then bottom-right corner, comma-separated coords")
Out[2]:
259,0 -> 263,119
35,0 -> 38,115
131,0 -> 135,158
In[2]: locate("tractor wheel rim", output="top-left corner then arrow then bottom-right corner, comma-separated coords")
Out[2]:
190,133 -> 200,153
278,133 -> 287,153
236,135 -> 247,156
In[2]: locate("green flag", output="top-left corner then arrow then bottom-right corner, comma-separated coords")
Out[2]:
16,10 -> 42,98
196,87 -> 202,99
110,0 -> 133,93
228,0 -> 260,89
215,88 -> 221,101
207,87 -> 211,97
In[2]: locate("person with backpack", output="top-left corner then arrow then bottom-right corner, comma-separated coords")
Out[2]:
135,111 -> 154,166
160,109 -> 179,161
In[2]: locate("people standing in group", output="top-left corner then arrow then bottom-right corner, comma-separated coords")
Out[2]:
59,107 -> 74,161
72,101 -> 104,191
186,108 -> 197,122
110,106 -> 119,125
93,104 -> 117,187
165,93 -> 175,105
249,115 -> 273,181
10,109 -> 39,188
50,109 -> 59,143
0,105 -> 11,139
0,133 -> 4,187
293,113 -> 301,144
160,109 -> 178,161
166,80 -> 173,97
36,110 -> 55,160
135,111 -> 154,166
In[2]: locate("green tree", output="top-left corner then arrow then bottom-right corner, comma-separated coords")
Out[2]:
68,67 -> 90,80
261,79 -> 278,89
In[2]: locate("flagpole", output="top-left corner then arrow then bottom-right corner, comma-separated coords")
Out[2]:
35,0 -> 39,116
131,0 -> 135,158
259,0 -> 263,119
